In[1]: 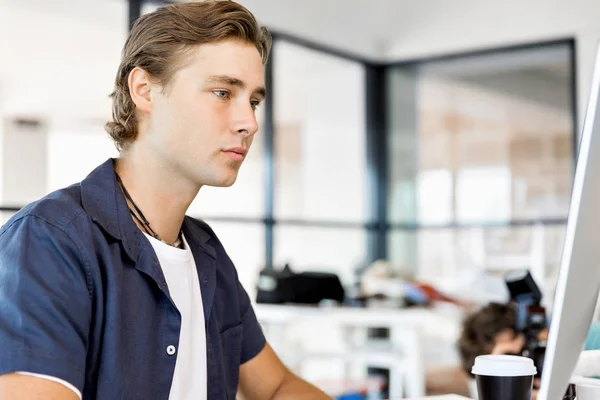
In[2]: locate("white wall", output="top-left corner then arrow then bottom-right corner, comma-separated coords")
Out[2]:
47,125 -> 118,192
1,118 -> 49,206
0,0 -> 125,127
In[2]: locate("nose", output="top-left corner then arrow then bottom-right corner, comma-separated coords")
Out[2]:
233,103 -> 259,137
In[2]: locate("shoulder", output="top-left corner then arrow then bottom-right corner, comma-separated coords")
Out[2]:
0,185 -> 94,297
1,184 -> 88,240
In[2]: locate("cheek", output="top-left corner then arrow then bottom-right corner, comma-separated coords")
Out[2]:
173,106 -> 224,157
151,95 -> 183,137
178,95 -> 225,130
150,92 -> 230,157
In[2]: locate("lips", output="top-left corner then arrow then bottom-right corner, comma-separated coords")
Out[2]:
221,147 -> 247,162
223,147 -> 247,156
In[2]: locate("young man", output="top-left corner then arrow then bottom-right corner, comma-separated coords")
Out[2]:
0,2 -> 332,399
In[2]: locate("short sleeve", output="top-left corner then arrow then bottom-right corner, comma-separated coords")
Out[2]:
0,216 -> 91,392
238,281 -> 266,364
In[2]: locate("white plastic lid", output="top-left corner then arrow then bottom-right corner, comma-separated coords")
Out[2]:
472,355 -> 537,377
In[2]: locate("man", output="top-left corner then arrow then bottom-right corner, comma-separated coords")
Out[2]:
0,2 -> 332,399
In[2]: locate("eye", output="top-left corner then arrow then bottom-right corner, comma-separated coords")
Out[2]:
213,90 -> 230,99
250,100 -> 261,110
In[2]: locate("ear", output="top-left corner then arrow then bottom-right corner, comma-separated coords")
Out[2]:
128,67 -> 153,115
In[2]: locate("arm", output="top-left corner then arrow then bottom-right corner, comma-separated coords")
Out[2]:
0,374 -> 79,400
237,343 -> 333,400
425,365 -> 471,396
0,216 -> 90,399
228,263 -> 331,400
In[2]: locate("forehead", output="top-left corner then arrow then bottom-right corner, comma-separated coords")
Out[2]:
494,329 -> 515,342
179,40 -> 264,85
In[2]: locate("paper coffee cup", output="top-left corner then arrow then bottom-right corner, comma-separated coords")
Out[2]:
472,355 -> 537,400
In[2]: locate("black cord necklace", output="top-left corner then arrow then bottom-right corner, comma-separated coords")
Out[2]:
114,172 -> 183,249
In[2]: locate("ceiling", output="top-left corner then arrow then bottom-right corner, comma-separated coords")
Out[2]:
0,0 -> 594,129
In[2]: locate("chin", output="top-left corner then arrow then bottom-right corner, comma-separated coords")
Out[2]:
216,179 -> 236,187
209,172 -> 239,187
193,162 -> 241,187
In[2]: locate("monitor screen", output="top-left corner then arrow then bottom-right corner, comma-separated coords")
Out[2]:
538,42 -> 600,400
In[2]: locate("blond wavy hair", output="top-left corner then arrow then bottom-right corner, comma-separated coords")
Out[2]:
105,1 -> 271,151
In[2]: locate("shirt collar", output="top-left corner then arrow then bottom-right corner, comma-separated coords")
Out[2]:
80,158 -> 214,261
80,158 -> 140,261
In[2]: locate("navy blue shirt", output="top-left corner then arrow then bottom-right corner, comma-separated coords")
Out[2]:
0,159 -> 266,400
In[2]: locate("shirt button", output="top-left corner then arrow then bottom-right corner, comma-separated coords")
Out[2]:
166,345 -> 176,356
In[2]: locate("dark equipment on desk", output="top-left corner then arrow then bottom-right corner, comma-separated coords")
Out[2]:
505,272 -> 577,400
563,384 -> 576,400
256,264 -> 345,305
505,270 -> 547,379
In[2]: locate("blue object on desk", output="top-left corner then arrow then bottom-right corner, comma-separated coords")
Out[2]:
335,393 -> 364,400
584,321 -> 600,351
403,283 -> 430,304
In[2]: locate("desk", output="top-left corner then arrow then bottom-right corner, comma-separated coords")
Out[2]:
255,303 -> 464,399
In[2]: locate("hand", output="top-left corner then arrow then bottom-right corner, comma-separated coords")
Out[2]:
531,377 -> 540,400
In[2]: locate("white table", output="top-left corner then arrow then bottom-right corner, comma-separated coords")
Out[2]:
254,303 -> 464,399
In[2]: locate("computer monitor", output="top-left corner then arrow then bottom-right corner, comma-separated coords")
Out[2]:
538,42 -> 600,400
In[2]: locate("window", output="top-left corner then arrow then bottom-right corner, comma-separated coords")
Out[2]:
456,167 -> 512,223
206,221 -> 265,300
417,169 -> 453,224
273,41 -> 367,223
387,42 -> 575,295
268,39 -> 368,289
2,1 -> 575,309
389,43 -> 574,224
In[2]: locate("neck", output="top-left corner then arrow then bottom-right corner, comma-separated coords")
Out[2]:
114,148 -> 200,244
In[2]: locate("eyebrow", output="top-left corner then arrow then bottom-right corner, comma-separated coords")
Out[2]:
207,74 -> 267,98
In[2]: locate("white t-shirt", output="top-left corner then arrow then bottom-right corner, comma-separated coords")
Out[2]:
19,233 -> 207,400
145,233 -> 208,400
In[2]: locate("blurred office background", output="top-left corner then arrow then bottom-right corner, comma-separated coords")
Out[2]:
0,0 -> 596,398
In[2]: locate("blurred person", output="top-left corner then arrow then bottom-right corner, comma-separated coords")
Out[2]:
457,303 -> 546,399
457,304 -> 600,399
424,303 -> 520,397
0,2 -> 332,400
